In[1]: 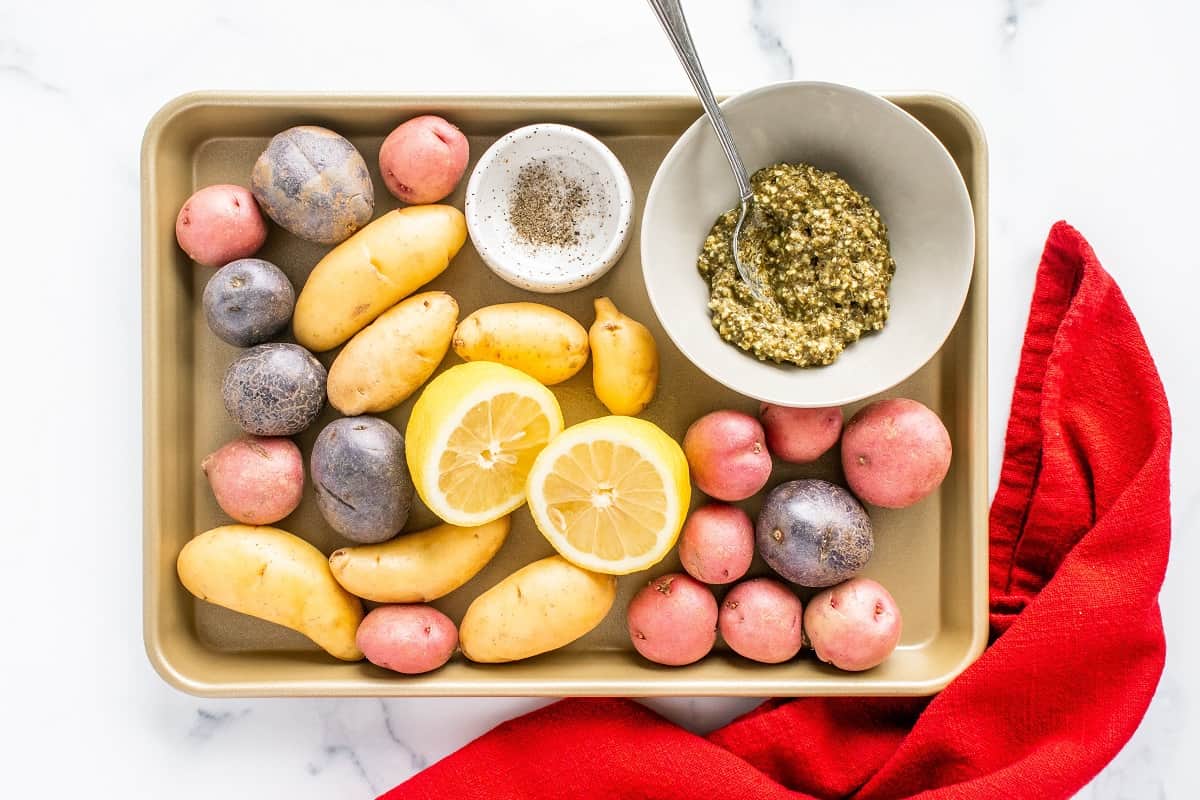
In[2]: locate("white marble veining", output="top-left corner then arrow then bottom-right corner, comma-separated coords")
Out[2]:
2,0 -> 1197,797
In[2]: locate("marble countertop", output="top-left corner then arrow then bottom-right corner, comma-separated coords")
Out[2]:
3,0 -> 1196,797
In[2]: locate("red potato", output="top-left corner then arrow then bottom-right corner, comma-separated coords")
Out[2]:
356,605 -> 458,675
804,577 -> 902,671
201,436 -> 304,525
682,410 -> 772,501
678,503 -> 754,585
759,403 -> 843,464
719,578 -> 803,664
175,184 -> 267,267
841,398 -> 952,509
379,115 -> 470,204
627,573 -> 717,666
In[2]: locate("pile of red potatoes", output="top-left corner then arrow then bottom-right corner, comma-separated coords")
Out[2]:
627,398 -> 951,671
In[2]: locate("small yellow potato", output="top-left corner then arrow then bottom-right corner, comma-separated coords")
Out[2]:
293,205 -> 467,352
589,296 -> 659,415
452,302 -> 589,385
459,555 -> 617,663
177,525 -> 364,661
328,516 -> 511,603
327,291 -> 459,415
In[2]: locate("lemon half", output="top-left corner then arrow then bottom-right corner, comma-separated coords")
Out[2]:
406,362 -> 564,526
526,416 -> 690,575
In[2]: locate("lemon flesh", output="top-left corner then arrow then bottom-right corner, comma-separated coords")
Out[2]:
407,362 -> 564,526
527,416 -> 690,575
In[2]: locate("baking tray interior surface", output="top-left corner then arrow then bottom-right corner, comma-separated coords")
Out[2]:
143,93 -> 988,697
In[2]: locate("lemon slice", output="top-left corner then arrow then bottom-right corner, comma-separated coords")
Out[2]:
527,416 -> 691,575
406,361 -> 564,526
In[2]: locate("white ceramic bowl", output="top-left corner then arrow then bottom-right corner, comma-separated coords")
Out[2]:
465,123 -> 634,293
641,82 -> 975,407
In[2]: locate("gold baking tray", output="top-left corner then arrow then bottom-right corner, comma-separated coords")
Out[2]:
142,92 -> 988,697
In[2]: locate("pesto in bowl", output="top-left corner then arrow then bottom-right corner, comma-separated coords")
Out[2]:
698,163 -> 895,367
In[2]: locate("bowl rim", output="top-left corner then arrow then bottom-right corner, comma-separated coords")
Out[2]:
465,122 -> 635,293
640,80 -> 976,408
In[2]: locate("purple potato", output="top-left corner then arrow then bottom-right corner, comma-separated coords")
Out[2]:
251,125 -> 374,245
221,343 -> 326,436
311,417 -> 414,544
203,258 -> 295,347
756,479 -> 873,588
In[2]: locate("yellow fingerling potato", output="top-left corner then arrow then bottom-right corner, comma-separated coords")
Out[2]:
328,516 -> 511,603
293,205 -> 467,352
327,291 -> 459,415
452,302 -> 589,385
589,297 -> 660,415
459,555 -> 617,663
176,525 -> 364,661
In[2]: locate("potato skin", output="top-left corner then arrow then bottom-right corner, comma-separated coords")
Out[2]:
682,410 -> 772,501
175,184 -> 267,267
804,577 -> 902,671
756,479 -> 873,588
327,291 -> 458,416
460,555 -> 616,663
176,525 -> 363,660
759,404 -> 843,465
841,398 -> 952,509
379,115 -> 469,204
589,297 -> 659,415
718,578 -> 803,664
221,343 -> 326,436
293,206 -> 468,352
452,302 -> 589,386
329,516 -> 510,603
356,605 -> 458,675
251,126 -> 373,245
201,436 -> 304,525
626,573 -> 717,666
677,503 -> 754,585
203,258 -> 295,347
311,417 -> 414,544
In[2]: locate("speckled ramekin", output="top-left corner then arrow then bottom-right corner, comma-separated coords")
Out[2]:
465,123 -> 634,293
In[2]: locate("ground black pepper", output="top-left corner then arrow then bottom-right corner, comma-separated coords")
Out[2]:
509,160 -> 591,247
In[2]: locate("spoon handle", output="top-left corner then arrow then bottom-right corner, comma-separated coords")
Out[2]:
648,0 -> 753,202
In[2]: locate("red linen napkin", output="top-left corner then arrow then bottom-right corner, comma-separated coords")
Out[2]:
382,222 -> 1171,800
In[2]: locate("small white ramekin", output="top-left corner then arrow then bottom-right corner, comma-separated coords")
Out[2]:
465,123 -> 634,293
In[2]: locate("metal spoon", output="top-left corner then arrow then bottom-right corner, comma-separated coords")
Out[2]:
648,0 -> 769,303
